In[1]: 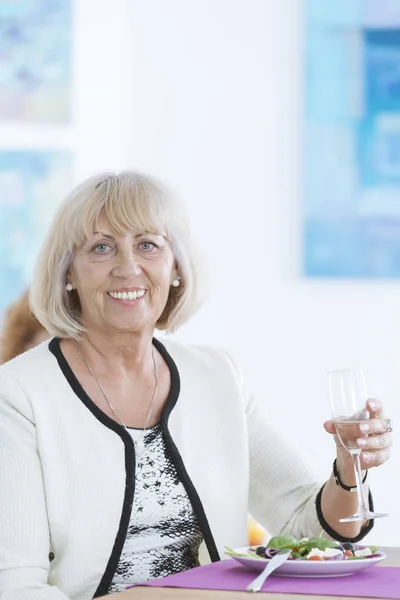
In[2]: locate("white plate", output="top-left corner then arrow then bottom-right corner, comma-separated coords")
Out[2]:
229,547 -> 387,578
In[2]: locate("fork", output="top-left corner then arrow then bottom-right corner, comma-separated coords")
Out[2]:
246,549 -> 291,592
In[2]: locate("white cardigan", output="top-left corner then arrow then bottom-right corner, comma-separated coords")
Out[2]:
0,337 -> 324,600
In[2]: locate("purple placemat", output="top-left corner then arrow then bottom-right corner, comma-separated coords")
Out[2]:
139,560 -> 400,598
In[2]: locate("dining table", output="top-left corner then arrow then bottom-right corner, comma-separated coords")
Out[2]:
100,547 -> 400,600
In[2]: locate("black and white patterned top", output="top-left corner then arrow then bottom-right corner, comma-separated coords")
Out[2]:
108,423 -> 203,594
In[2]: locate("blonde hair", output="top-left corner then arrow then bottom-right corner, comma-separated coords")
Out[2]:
30,171 -> 204,338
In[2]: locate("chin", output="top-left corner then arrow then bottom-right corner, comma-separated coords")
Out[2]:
107,320 -> 148,334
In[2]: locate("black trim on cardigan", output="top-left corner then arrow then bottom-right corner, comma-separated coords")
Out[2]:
48,337 -> 136,597
156,340 -> 220,564
48,336 -> 219,596
315,483 -> 375,543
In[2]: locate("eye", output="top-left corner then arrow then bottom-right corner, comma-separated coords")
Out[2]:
93,243 -> 111,254
139,241 -> 156,252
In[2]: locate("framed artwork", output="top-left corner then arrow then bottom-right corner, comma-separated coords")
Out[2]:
304,0 -> 400,277
0,150 -> 73,317
0,0 -> 71,122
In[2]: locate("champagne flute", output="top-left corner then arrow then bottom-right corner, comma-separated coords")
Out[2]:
328,368 -> 388,522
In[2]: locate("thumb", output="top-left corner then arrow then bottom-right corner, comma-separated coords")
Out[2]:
324,419 -> 336,434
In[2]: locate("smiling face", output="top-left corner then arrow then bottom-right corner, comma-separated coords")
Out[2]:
68,216 -> 177,336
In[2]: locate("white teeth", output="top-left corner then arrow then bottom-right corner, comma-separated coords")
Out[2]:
108,290 -> 145,300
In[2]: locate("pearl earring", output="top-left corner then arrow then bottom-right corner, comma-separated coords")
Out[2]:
172,278 -> 180,288
66,283 -> 73,291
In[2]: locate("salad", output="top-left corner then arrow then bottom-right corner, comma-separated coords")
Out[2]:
226,535 -> 380,561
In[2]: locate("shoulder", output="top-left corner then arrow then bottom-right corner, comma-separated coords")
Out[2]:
155,336 -> 243,386
0,340 -> 52,376
0,340 -> 58,404
0,339 -> 67,421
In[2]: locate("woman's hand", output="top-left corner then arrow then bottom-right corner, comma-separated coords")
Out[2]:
324,398 -> 393,478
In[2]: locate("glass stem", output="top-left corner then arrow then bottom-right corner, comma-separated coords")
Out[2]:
351,451 -> 368,514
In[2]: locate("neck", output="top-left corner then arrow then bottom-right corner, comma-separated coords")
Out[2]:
75,329 -> 156,376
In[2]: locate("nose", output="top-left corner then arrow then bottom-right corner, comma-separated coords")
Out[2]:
111,250 -> 142,279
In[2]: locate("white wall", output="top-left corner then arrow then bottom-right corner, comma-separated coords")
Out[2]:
76,0 -> 400,545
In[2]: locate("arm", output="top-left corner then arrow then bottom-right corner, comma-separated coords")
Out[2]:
248,393 -> 382,542
0,374 -> 70,600
225,353 -> 378,542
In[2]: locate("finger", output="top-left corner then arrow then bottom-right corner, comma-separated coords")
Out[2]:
358,417 -> 387,436
324,420 -> 336,434
367,398 -> 382,417
356,431 -> 393,451
361,448 -> 391,468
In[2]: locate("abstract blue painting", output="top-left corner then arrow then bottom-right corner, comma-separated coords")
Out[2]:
304,0 -> 400,277
0,151 -> 72,318
0,0 -> 71,121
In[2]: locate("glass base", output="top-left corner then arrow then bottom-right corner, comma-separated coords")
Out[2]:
340,511 -> 388,523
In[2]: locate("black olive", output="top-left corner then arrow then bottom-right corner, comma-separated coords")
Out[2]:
255,546 -> 266,556
342,542 -> 355,552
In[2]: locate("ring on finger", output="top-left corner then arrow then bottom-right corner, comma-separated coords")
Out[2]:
385,418 -> 393,433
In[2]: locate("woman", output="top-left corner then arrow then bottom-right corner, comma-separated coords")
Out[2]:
0,290 -> 49,363
0,291 -> 264,548
0,172 -> 392,599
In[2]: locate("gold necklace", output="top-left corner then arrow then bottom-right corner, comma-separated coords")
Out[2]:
74,340 -> 159,462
